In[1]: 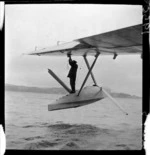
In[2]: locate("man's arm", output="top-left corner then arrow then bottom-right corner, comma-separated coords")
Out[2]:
67,54 -> 73,65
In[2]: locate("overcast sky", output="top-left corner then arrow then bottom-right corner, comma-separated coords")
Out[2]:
5,4 -> 142,96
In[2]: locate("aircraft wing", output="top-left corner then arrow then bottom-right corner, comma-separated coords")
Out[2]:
28,24 -> 142,56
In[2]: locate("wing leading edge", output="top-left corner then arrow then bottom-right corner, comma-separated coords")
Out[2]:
28,24 -> 142,57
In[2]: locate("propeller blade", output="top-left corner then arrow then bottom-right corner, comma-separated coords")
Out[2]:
102,89 -> 128,115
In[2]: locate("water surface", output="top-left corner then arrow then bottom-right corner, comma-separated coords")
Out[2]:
5,91 -> 142,150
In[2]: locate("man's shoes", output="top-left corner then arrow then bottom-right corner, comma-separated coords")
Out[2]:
70,90 -> 75,94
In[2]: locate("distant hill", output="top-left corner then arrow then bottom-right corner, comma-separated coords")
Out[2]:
110,92 -> 141,99
5,84 -> 141,98
5,84 -> 66,94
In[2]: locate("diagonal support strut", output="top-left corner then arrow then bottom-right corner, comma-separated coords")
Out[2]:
83,55 -> 98,86
48,69 -> 72,93
77,53 -> 100,96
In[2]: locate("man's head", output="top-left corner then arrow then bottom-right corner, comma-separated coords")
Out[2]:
72,60 -> 77,64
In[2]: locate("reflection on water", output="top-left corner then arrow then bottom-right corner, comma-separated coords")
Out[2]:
5,91 -> 142,150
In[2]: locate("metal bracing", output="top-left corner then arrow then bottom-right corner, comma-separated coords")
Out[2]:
77,53 -> 100,96
83,55 -> 98,86
48,69 -> 72,93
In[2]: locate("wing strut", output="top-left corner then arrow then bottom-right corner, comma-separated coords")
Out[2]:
77,52 -> 100,96
83,55 -> 98,86
48,69 -> 72,93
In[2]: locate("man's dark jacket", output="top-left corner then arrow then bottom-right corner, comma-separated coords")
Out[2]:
67,58 -> 78,79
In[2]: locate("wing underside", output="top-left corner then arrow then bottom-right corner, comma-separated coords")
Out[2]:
28,24 -> 142,56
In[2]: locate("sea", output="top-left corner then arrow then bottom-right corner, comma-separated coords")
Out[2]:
5,90 -> 142,150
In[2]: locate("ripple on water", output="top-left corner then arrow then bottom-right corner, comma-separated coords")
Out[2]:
60,141 -> 81,150
24,136 -> 43,141
24,140 -> 59,150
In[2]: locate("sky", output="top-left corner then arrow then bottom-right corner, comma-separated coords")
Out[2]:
5,4 -> 142,96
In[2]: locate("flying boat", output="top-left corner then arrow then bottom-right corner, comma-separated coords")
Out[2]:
27,24 -> 142,115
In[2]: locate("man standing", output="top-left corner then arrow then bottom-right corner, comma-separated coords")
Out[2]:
67,54 -> 78,93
